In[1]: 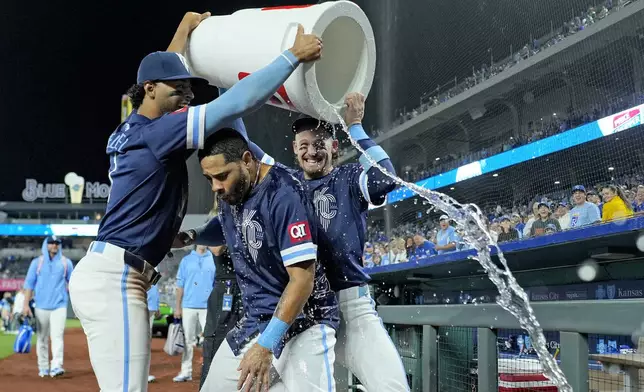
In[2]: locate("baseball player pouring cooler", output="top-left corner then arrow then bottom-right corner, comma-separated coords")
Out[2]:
23,236 -> 74,378
67,10 -> 324,392
249,92 -> 410,391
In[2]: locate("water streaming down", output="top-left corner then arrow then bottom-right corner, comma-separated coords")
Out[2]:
327,107 -> 573,391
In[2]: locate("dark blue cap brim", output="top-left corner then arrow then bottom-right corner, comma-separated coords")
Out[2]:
142,74 -> 209,86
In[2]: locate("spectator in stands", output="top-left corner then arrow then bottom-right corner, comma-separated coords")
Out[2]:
498,216 -> 519,242
434,215 -> 459,254
23,236 -> 73,378
376,244 -> 390,266
555,200 -> 571,230
569,185 -> 602,228
405,237 -> 415,258
601,184 -> 634,222
587,190 -> 603,215
389,239 -> 408,264
512,214 -> 525,238
530,202 -> 562,237
632,185 -> 644,213
523,202 -> 541,238
363,242 -> 374,267
412,233 -> 437,259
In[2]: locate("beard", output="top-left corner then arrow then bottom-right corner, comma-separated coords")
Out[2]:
221,168 -> 250,205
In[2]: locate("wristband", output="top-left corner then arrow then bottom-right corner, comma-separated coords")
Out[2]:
257,316 -> 290,351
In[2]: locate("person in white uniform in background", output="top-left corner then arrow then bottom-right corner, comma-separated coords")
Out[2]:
11,289 -> 25,331
173,245 -> 215,382
23,236 -> 73,378
147,284 -> 160,383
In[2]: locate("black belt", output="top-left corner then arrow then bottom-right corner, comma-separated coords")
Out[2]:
88,241 -> 161,285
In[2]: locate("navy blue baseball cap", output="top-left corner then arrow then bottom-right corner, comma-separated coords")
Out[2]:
136,52 -> 208,85
46,236 -> 61,244
572,185 -> 586,193
537,201 -> 551,210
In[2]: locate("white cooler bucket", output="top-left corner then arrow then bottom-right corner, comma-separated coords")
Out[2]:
186,1 -> 376,122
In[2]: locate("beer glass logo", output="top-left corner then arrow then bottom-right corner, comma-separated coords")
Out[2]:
64,172 -> 85,204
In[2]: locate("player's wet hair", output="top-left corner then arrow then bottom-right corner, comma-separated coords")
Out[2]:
126,83 -> 146,109
198,128 -> 250,164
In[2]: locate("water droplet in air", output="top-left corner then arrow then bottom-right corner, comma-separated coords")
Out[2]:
577,259 -> 599,282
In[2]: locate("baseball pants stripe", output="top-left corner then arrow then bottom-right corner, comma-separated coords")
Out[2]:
69,248 -> 150,392
335,287 -> 410,392
200,324 -> 336,392
34,307 -> 67,370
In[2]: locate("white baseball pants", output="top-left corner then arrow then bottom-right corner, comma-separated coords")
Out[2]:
69,243 -> 150,392
335,285 -> 410,392
180,307 -> 207,376
200,324 -> 336,392
34,307 -> 67,370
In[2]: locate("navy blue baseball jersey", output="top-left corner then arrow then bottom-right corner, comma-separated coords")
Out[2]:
259,153 -> 376,291
97,107 -> 206,265
215,165 -> 339,358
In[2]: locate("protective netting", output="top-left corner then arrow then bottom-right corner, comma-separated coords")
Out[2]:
330,0 -> 644,265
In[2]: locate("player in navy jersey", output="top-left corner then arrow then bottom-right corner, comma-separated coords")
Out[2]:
68,12 -> 324,392
178,129 -> 339,392
249,93 -> 410,391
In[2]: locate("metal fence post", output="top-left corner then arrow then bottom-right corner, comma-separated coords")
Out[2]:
477,328 -> 498,392
422,325 -> 438,392
560,331 -> 589,392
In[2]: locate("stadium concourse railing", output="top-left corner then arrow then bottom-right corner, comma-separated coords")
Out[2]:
337,216 -> 644,392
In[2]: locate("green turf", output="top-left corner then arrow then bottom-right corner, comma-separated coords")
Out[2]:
0,331 -> 35,360
0,318 -> 82,360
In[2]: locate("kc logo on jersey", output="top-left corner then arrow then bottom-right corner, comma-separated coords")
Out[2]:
288,221 -> 311,243
313,187 -> 338,232
242,209 -> 264,262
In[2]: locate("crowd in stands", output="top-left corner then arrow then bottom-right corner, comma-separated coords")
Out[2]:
338,0 -> 639,162
398,92 -> 643,183
363,169 -> 644,268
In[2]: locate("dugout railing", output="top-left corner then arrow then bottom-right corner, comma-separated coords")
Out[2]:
338,299 -> 644,392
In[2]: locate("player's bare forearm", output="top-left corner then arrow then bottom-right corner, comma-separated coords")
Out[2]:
23,289 -> 32,304
167,12 -> 211,54
175,288 -> 184,311
167,27 -> 191,53
274,260 -> 315,324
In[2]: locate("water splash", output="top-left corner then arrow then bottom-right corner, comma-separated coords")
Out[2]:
330,109 -> 572,391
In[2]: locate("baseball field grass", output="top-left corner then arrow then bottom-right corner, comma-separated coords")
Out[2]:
0,318 -> 82,359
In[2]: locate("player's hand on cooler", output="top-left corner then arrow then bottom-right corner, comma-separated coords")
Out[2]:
344,92 -> 365,126
237,343 -> 273,392
172,230 -> 195,249
178,11 -> 211,33
22,304 -> 32,317
289,24 -> 323,63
